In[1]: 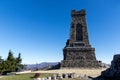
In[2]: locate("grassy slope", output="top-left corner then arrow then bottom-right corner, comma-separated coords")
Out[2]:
0,73 -> 52,80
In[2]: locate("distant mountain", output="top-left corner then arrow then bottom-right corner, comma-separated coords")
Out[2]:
24,62 -> 59,70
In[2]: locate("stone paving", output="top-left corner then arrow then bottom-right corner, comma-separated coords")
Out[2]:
32,73 -> 92,80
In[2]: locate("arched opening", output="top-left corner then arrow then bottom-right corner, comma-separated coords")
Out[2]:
76,24 -> 83,41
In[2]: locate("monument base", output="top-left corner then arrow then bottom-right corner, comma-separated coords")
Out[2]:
61,60 -> 101,68
61,47 -> 101,68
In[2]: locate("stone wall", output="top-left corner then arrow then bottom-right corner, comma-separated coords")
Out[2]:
61,60 -> 101,68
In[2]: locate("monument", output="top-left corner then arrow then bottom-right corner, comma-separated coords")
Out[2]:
61,9 -> 101,68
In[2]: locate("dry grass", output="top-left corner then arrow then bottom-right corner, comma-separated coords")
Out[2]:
0,68 -> 107,80
32,68 -> 107,78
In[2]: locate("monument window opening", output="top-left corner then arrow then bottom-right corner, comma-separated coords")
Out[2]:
71,24 -> 74,28
76,24 -> 83,41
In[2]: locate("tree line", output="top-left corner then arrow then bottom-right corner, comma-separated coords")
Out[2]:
0,50 -> 23,74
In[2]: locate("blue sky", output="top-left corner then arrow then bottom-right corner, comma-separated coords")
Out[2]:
0,0 -> 120,64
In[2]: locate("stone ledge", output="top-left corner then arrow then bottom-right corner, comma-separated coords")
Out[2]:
61,60 -> 101,68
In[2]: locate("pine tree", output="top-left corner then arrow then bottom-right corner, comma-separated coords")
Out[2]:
7,50 -> 15,61
15,53 -> 23,71
0,56 -> 3,73
6,50 -> 16,72
0,50 -> 23,74
16,53 -> 22,64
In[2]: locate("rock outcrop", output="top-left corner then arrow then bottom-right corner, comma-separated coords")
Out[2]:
96,54 -> 120,80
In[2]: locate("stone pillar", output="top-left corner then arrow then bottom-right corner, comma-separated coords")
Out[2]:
48,77 -> 51,80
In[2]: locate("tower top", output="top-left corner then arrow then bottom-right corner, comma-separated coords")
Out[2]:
71,9 -> 86,17
66,9 -> 90,47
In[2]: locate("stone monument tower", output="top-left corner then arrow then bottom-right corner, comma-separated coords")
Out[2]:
61,9 -> 100,68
